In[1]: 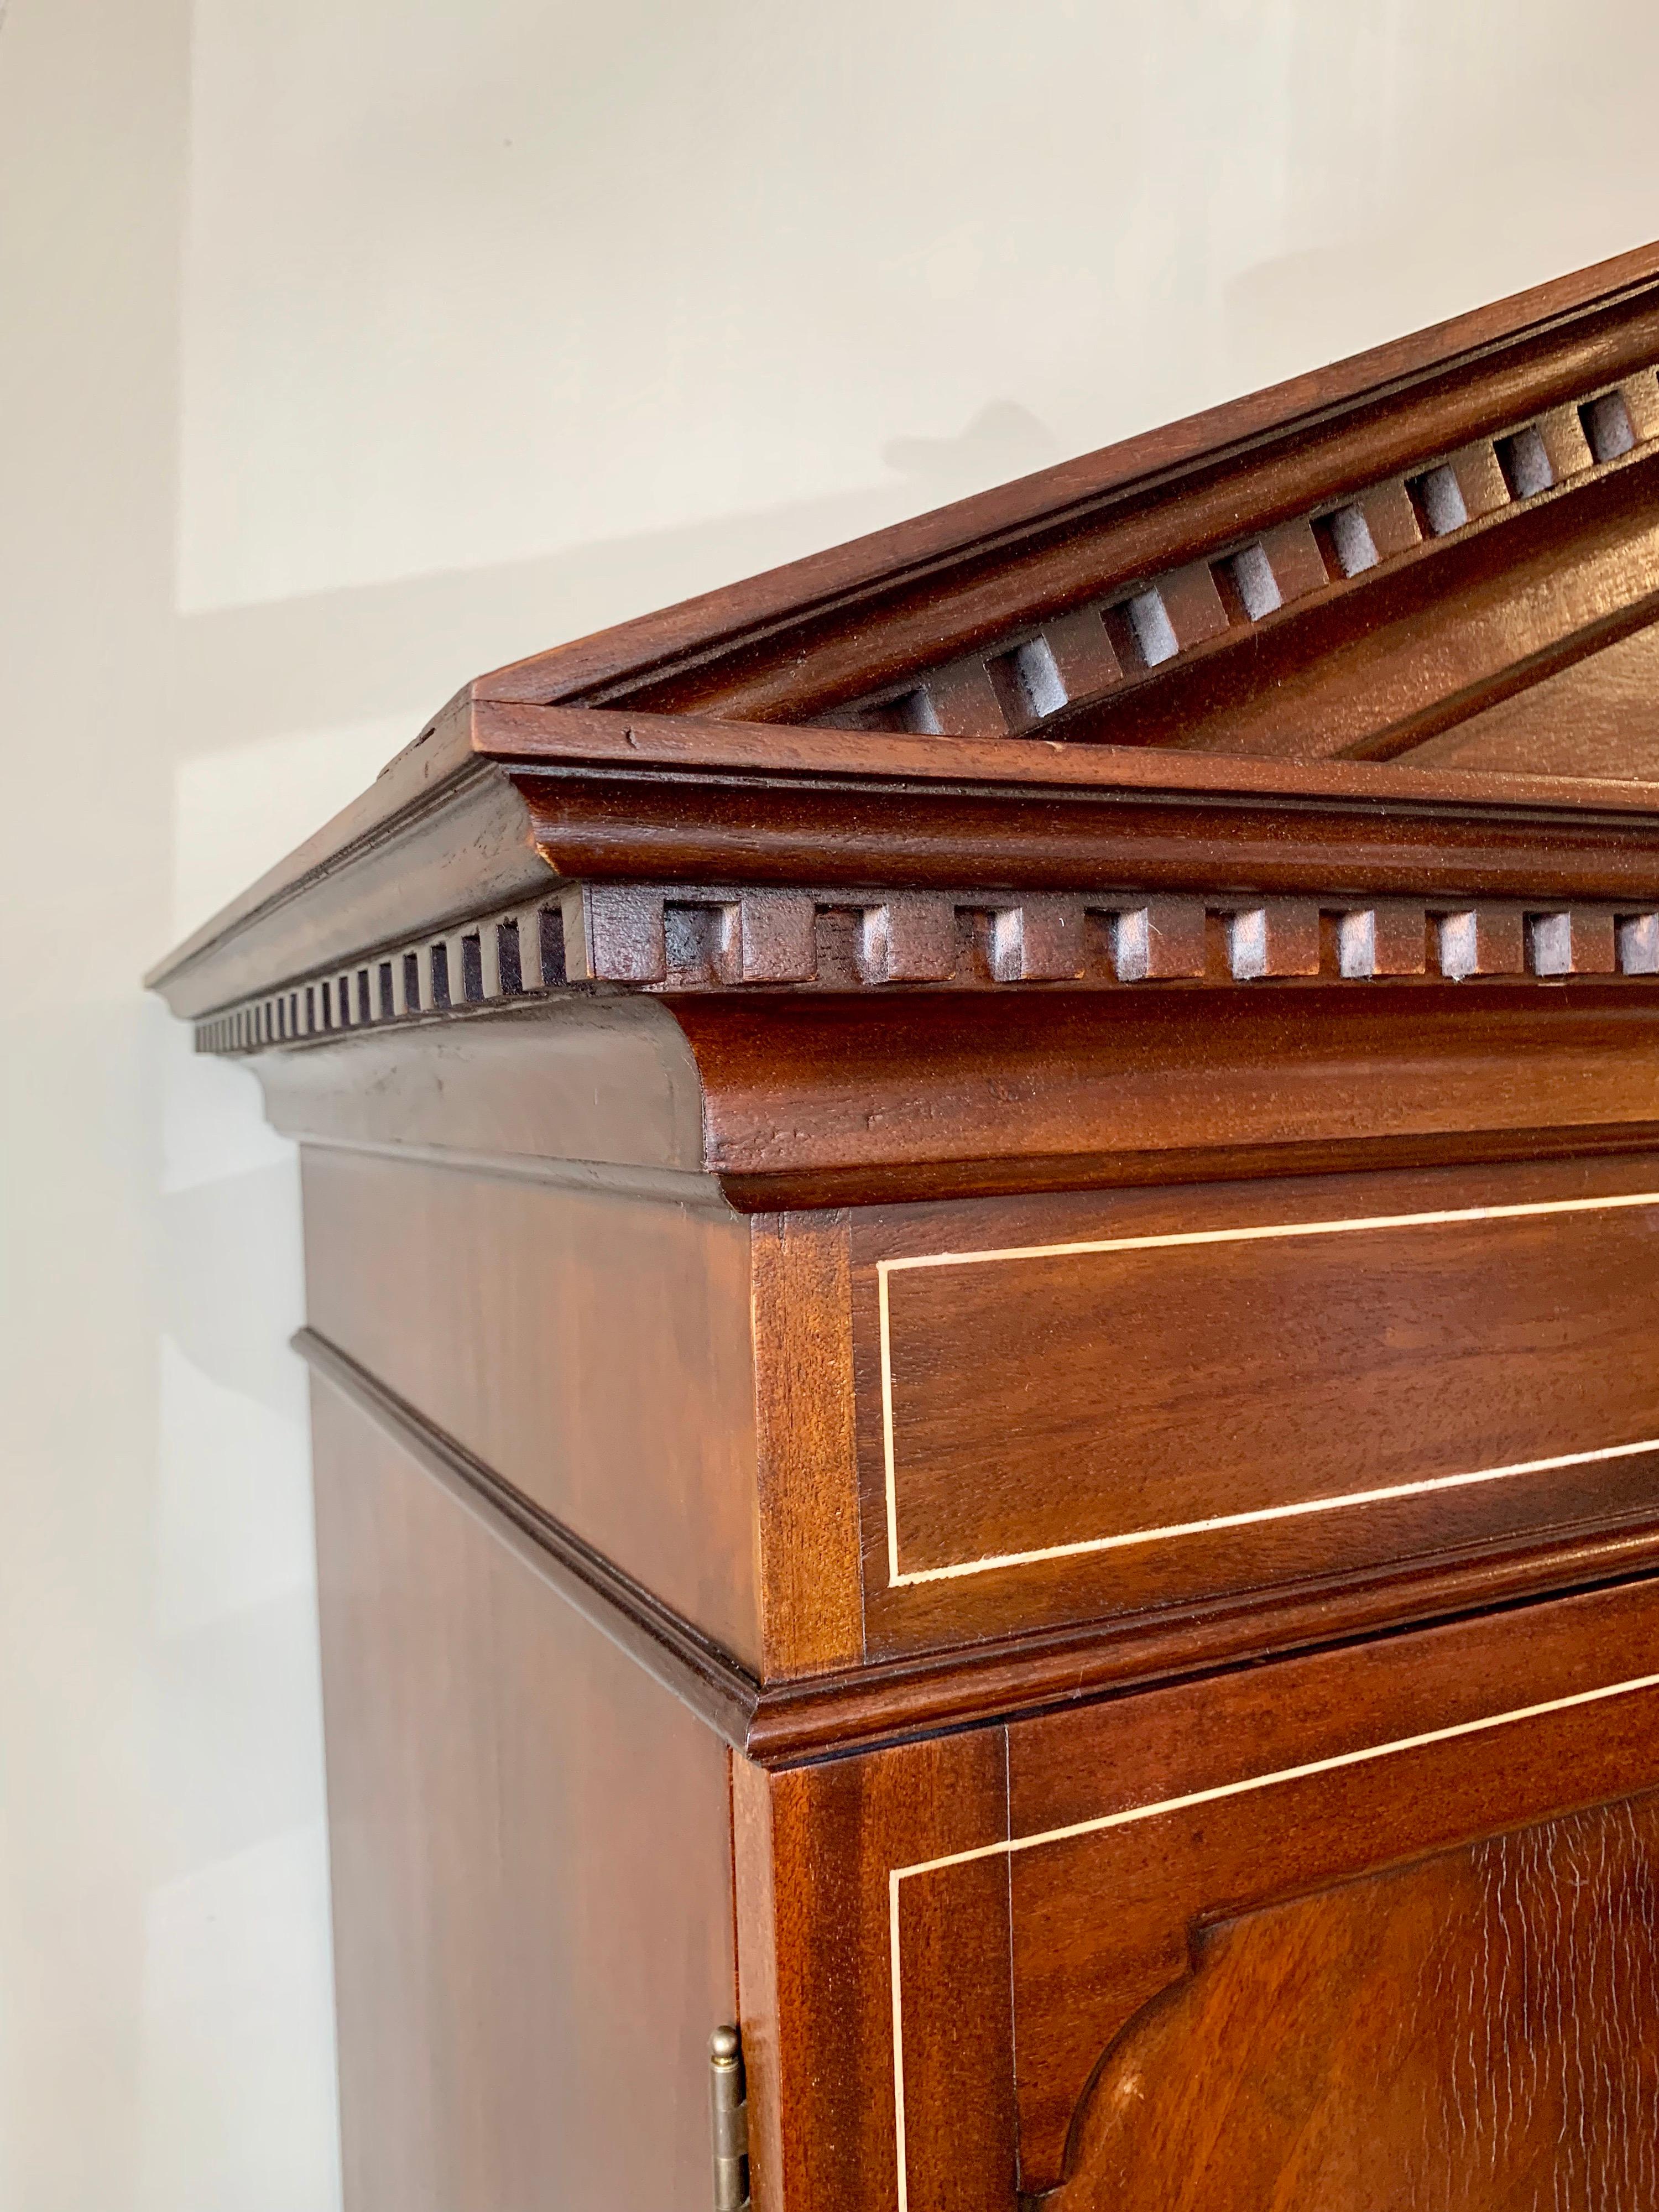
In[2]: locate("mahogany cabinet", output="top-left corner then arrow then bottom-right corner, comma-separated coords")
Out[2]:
151,242 -> 1659,2211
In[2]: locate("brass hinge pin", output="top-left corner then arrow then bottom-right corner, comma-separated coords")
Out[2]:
709,2025 -> 750,2212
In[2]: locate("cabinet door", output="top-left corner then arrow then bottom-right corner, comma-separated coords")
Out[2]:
739,1579 -> 1659,2212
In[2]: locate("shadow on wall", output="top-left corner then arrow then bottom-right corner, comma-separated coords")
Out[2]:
172,404 -> 1062,764
1224,152 -> 1658,396
884,399 -> 1060,487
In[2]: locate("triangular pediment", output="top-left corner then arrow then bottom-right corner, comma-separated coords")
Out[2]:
474,239 -> 1659,781
149,240 -> 1659,1222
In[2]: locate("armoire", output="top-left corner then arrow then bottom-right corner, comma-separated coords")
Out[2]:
152,242 -> 1659,2211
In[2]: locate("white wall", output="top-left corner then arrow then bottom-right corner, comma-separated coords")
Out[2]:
2,1 -> 1656,2201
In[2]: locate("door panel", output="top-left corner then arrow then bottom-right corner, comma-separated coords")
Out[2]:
1049,1798 -> 1659,2211
741,1579 -> 1659,2212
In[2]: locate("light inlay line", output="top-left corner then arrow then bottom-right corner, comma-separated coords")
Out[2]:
877,1188 -> 1659,1589
893,1438 -> 1659,1586
886,1666 -> 1659,2212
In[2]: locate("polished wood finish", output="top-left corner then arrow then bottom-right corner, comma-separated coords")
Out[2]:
296,1316 -> 1659,1774
301,1144 -> 764,1667
750,1212 -> 864,1676
734,1577 -> 1659,2212
674,983 -> 1659,1204
474,239 -> 1659,726
1405,614 -> 1659,778
1050,1799 -> 1659,2210
148,248 -> 1659,2211
1004,1580 -> 1659,2191
299,1329 -> 759,1746
853,1155 -> 1659,1652
311,1376 -> 735,2212
732,1726 -> 1015,2212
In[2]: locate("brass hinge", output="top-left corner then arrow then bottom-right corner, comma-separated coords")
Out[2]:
708,2025 -> 751,2212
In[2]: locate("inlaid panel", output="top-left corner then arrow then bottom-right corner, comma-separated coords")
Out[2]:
1048,1801 -> 1659,2211
856,1580 -> 1659,2212
1003,1660 -> 1659,2193
853,1157 -> 1659,1652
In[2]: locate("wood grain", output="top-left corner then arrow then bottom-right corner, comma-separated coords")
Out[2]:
1401,614 -> 1659,780
733,1578 -> 1659,2212
733,1731 -> 1013,2212
149,704 -> 1659,1030
1026,444 -> 1659,761
197,877 -> 1659,1024
310,1372 -> 736,2212
502,707 -> 1659,900
1003,1577 -> 1659,2192
255,993 -> 708,1176
296,1326 -> 760,1747
675,985 -> 1659,1207
140,245 -> 1659,2212
854,1154 -> 1659,1650
1051,1798 -> 1659,2210
145,246 -> 1659,1045
749,1212 -> 864,1676
874,1182 -> 1659,1612
301,1144 -> 764,1666
294,1318 -> 1659,1766
471,242 -> 1659,721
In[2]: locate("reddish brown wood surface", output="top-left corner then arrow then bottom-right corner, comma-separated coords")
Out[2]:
731,1577 -> 1659,2212
311,1374 -> 737,2212
502,709 -> 1659,896
471,239 -> 1659,722
302,1144 -> 765,1666
1050,1797 -> 1659,2211
749,1211 -> 865,1675
862,1157 -> 1659,1643
142,246 -> 1659,2212
147,242 -> 1659,1058
1005,1579 -> 1659,2192
1402,614 -> 1659,779
297,1327 -> 761,1746
295,1312 -> 1659,1770
1021,444 -> 1659,762
733,1729 -> 1013,2212
148,694 -> 1659,1030
676,985 -> 1659,1207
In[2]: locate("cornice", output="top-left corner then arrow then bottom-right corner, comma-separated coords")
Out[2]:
147,247 -> 1659,1031
191,876 -> 1659,1063
141,248 -> 1659,1213
809,363 -> 1659,755
149,699 -> 1659,1026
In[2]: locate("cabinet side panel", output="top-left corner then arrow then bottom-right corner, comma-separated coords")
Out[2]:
302,1146 -> 763,1666
310,1375 -> 737,2212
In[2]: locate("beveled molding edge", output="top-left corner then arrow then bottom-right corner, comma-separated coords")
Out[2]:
195,878 -> 1659,1055
828,362 -> 1659,743
297,1327 -> 762,1748
296,1325 -> 1659,1770
483,247 -> 1659,719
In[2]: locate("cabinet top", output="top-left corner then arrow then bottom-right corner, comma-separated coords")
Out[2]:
150,240 -> 1659,1160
